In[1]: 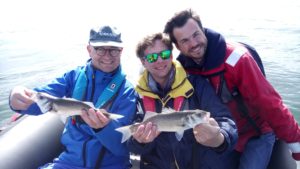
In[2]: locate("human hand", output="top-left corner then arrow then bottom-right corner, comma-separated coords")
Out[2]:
80,108 -> 110,129
133,122 -> 160,143
9,86 -> 35,110
193,118 -> 224,147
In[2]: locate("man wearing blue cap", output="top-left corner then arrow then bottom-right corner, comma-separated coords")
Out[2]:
9,25 -> 137,169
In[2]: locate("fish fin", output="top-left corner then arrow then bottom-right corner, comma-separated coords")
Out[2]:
61,97 -> 77,101
115,125 -> 132,143
109,113 -> 124,120
161,107 -> 176,114
82,101 -> 96,109
175,130 -> 185,141
143,111 -> 158,120
206,111 -> 211,118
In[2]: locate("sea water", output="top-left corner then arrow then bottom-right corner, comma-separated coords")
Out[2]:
0,0 -> 299,125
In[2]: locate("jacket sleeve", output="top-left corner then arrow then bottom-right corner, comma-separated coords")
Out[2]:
127,136 -> 157,155
93,82 -> 137,156
231,52 -> 300,160
194,76 -> 238,153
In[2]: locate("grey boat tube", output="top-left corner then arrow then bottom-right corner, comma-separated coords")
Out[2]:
0,113 -> 64,169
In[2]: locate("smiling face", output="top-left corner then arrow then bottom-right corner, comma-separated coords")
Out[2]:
87,45 -> 122,72
173,18 -> 207,64
141,40 -> 173,87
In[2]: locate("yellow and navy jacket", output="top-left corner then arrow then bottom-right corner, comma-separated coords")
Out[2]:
127,61 -> 237,169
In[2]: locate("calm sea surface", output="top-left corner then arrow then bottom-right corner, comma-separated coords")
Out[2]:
0,0 -> 299,127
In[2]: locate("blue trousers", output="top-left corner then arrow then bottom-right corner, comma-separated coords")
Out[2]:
232,132 -> 276,169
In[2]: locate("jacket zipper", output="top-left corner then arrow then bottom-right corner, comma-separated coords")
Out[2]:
82,136 -> 92,167
90,71 -> 95,101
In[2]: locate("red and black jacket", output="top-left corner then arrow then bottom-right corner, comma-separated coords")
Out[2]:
177,28 -> 300,159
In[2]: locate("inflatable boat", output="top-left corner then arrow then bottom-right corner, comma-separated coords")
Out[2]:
0,113 -> 297,169
0,113 -> 64,169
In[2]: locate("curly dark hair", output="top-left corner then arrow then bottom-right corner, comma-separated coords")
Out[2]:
164,8 -> 203,44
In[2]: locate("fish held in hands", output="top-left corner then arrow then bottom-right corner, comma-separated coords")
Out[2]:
115,108 -> 210,143
31,92 -> 123,120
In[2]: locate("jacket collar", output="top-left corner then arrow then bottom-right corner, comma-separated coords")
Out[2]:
86,60 -> 120,83
136,61 -> 194,105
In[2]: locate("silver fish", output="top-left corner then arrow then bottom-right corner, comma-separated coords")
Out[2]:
31,92 -> 123,120
115,108 -> 210,143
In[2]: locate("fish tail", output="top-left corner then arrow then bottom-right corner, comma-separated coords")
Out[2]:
110,113 -> 124,120
115,125 -> 132,143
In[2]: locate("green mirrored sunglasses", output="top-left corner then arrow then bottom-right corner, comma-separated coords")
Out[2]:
144,50 -> 171,63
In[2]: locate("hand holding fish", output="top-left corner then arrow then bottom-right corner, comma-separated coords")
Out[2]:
81,108 -> 110,129
132,122 -> 160,143
193,118 -> 224,148
9,86 -> 35,110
